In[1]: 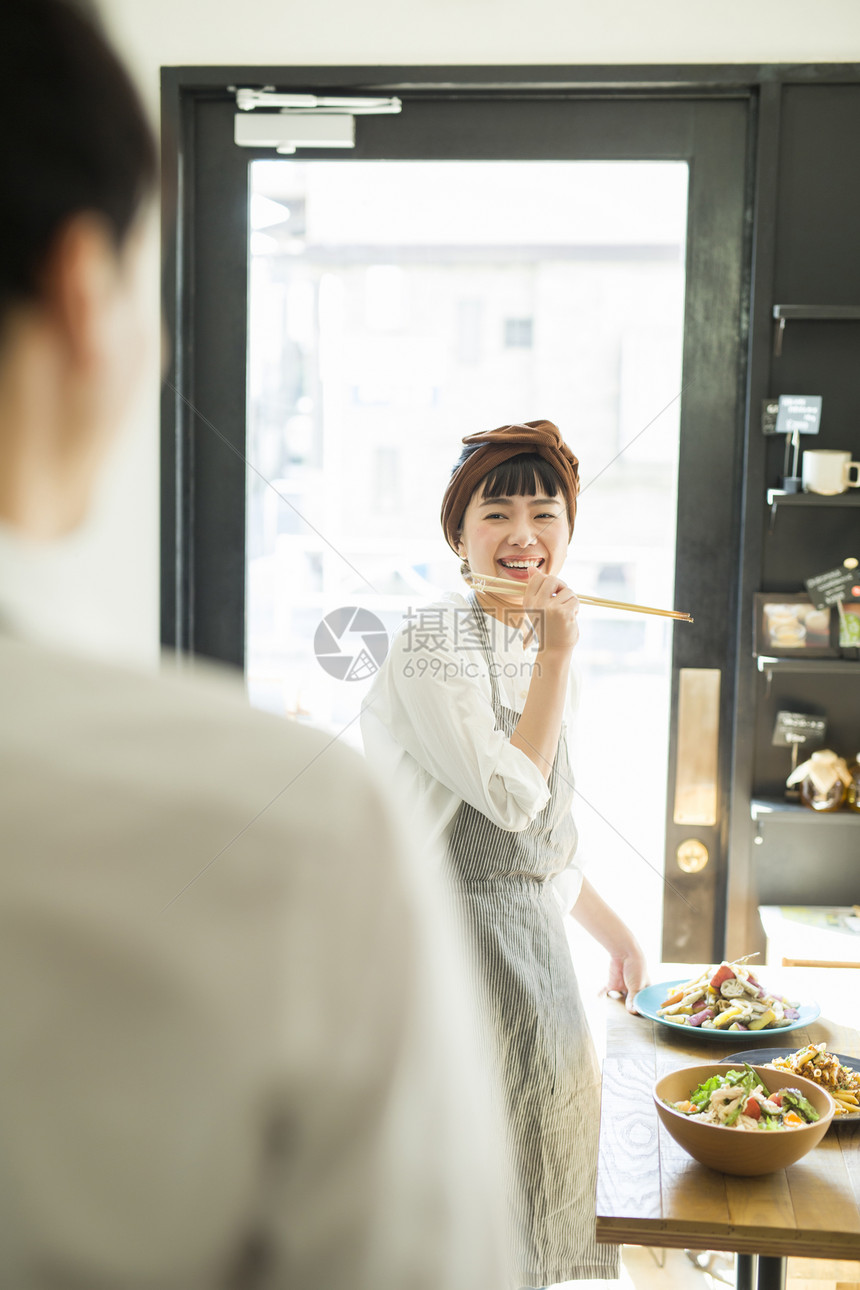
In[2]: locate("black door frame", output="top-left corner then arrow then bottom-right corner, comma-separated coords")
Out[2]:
159,63 -> 859,958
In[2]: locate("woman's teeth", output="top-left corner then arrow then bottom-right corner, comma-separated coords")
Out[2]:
499,559 -> 543,569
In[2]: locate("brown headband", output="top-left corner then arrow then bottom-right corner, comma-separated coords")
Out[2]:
440,419 -> 579,553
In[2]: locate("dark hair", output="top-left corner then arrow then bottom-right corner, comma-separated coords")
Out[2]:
449,446 -> 566,526
0,0 -> 158,320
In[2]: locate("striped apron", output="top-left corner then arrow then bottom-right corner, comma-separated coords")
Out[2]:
447,596 -> 618,1288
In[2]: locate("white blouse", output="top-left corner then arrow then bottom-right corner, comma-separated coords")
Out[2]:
361,591 -> 584,914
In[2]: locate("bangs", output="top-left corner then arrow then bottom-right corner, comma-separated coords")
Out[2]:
478,453 -> 564,502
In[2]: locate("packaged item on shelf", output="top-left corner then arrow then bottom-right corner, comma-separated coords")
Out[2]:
847,753 -> 860,813
786,749 -> 851,812
839,603 -> 860,652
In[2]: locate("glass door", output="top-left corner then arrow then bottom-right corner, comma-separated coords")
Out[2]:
245,158 -> 687,968
162,82 -> 750,961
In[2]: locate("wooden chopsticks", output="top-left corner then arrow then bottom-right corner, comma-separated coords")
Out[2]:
465,572 -> 694,623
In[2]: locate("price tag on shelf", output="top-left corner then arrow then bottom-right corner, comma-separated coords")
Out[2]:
805,565 -> 859,609
771,711 -> 827,749
761,394 -> 822,436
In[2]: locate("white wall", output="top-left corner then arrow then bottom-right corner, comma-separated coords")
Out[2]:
67,0 -> 860,664
108,0 -> 860,85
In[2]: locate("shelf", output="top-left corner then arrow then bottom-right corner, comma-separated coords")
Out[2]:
766,490 -> 860,530
767,490 -> 860,507
752,796 -> 860,824
772,305 -> 860,321
772,303 -> 860,356
757,656 -> 860,677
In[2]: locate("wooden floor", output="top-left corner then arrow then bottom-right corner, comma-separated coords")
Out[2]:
546,1247 -> 860,1290
546,1244 -> 720,1289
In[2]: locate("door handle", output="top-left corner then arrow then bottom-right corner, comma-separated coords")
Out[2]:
673,668 -> 721,826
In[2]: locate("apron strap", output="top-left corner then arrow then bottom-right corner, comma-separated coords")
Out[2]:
466,591 -> 503,713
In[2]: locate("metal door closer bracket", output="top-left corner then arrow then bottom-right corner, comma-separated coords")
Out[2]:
233,88 -> 402,153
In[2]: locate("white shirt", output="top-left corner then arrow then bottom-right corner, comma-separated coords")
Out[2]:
362,591 -> 584,913
0,623 -> 510,1290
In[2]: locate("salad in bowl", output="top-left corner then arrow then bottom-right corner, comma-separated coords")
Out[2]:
669,1064 -> 821,1131
654,1062 -> 835,1175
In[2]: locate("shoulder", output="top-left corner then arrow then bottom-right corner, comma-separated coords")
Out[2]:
0,634 -> 383,860
1,631 -> 341,750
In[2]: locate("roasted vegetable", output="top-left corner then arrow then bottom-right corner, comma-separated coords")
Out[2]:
710,963 -> 736,991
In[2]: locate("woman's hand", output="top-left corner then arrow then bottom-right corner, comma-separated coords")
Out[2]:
522,569 -> 580,655
601,945 -> 650,1015
570,879 -> 649,1015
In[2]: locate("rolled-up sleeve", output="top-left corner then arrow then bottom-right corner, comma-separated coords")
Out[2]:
368,628 -> 550,833
552,857 -> 584,913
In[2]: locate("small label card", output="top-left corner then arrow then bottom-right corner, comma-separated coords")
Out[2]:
762,395 -> 822,436
805,566 -> 859,609
773,394 -> 822,437
771,711 -> 827,749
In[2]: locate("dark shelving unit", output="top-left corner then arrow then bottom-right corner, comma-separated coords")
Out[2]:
730,85 -> 860,930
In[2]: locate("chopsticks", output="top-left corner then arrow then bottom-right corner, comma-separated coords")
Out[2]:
465,572 -> 694,623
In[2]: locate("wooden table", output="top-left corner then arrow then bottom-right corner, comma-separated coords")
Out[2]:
595,965 -> 860,1290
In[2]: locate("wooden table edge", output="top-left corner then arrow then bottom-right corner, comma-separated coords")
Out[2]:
596,1217 -> 860,1261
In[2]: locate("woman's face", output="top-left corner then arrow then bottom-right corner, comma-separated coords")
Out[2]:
457,482 -> 570,593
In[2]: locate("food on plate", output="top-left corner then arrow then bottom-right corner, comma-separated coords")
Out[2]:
766,1043 -> 860,1117
657,957 -> 799,1030
667,1064 -> 821,1131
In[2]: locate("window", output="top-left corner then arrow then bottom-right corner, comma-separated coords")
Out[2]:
503,317 -> 533,348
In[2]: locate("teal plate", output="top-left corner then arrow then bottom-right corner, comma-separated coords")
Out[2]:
633,978 -> 821,1041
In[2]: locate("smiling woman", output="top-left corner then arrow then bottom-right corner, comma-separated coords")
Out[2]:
361,418 -> 648,1289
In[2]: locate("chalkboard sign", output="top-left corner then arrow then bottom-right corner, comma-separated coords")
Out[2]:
761,395 -> 822,436
771,711 -> 827,749
805,566 -> 859,609
773,394 -> 822,437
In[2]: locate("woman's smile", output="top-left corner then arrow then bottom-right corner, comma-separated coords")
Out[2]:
496,555 -> 546,581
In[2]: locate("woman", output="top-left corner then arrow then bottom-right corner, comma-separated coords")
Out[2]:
362,419 -> 648,1288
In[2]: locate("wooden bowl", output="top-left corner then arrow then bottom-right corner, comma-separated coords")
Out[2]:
654,1063 -> 835,1176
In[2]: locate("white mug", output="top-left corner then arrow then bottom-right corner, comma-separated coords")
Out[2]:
801,449 -> 860,495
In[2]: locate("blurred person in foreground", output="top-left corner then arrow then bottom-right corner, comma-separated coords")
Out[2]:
0,3 -> 509,1287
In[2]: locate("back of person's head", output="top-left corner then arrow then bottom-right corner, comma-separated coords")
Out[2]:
0,0 -> 157,328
